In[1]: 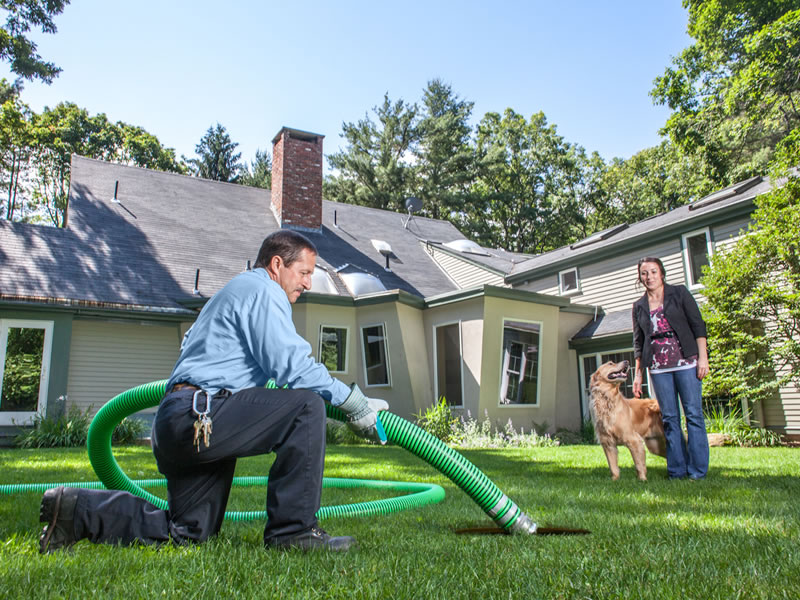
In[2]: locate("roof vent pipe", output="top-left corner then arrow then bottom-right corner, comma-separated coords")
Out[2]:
385,254 -> 391,272
111,181 -> 120,204
334,210 -> 338,228
193,269 -> 200,295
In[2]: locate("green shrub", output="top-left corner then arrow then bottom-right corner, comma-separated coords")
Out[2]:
704,403 -> 782,447
414,397 -> 459,443
15,405 -> 91,448
325,419 -> 370,445
16,405 -> 150,448
453,410 -> 559,449
112,417 -> 148,445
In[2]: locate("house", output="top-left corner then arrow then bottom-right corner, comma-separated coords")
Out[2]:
433,175 -> 799,439
2,127 -> 796,442
0,127 -> 595,443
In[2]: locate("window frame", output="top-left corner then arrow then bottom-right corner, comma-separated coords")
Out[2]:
681,227 -> 713,290
498,318 -> 543,407
0,319 -> 54,426
433,321 -> 464,407
317,324 -> 349,374
558,266 -> 581,296
360,322 -> 391,388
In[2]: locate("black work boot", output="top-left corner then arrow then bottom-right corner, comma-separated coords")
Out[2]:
265,526 -> 356,552
39,486 -> 80,554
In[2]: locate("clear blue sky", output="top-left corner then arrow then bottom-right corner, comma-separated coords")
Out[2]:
1,0 -> 692,173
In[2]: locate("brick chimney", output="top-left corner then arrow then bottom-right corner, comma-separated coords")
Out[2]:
271,127 -> 324,232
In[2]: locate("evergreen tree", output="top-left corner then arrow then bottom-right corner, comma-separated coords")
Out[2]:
186,123 -> 242,183
240,148 -> 271,189
412,79 -> 475,220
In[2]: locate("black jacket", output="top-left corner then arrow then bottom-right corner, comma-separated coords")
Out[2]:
632,283 -> 707,370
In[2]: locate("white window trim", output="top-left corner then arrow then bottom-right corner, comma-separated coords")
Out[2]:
681,227 -> 713,290
433,321 -> 464,407
318,324 -> 349,374
360,322 -> 391,388
558,266 -> 581,296
498,318 -> 543,407
0,319 -> 54,426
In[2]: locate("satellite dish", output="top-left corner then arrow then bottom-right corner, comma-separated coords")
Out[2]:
405,197 -> 423,213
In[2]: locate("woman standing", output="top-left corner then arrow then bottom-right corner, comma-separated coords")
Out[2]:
632,257 -> 710,480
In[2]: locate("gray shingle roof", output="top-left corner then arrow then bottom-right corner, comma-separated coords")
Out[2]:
571,309 -> 633,341
508,175 -> 773,282
1,155 -> 461,309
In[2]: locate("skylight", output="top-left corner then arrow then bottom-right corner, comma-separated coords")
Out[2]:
689,176 -> 762,211
310,267 -> 338,295
340,271 -> 387,296
570,223 -> 628,250
443,239 -> 490,256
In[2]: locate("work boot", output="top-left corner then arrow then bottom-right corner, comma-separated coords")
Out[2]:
265,526 -> 356,552
39,486 -> 79,554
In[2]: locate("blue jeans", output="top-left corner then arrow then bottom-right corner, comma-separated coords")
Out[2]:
649,368 -> 709,479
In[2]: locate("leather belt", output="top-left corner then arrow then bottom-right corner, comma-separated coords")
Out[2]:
170,382 -> 200,393
651,331 -> 676,339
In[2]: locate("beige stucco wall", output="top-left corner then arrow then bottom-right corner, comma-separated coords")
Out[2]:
479,296 -> 566,433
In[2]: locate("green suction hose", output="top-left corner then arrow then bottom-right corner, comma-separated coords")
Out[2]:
84,381 -> 537,534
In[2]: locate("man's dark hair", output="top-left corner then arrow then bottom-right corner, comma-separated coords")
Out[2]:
254,230 -> 317,269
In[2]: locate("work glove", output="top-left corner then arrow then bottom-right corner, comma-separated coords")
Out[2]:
338,384 -> 389,444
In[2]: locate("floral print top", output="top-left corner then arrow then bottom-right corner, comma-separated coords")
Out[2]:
649,306 -> 697,372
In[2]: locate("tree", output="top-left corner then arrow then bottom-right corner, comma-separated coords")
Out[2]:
239,148 -> 271,189
0,0 -> 70,84
463,109 -> 587,254
325,93 -> 418,211
652,1 -> 800,186
22,101 -> 183,226
412,79 -> 475,220
0,78 -> 31,220
186,123 -> 242,182
587,141 -> 713,232
701,128 -> 800,414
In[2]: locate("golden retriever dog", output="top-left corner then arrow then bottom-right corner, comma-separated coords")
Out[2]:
589,360 -> 667,481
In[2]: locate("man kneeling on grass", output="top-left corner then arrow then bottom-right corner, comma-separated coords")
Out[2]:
39,230 -> 388,553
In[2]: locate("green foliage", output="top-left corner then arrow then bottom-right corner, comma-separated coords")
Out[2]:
239,148 -> 271,189
325,419 -> 369,446
705,403 -> 783,447
464,109 -> 588,254
15,405 -> 148,448
0,0 -> 70,84
0,326 -> 43,411
701,128 -> 800,408
452,409 -> 559,449
185,123 -> 242,183
15,404 -> 90,448
325,93 -> 418,211
412,78 -> 475,220
111,417 -> 148,445
651,1 -> 800,185
414,396 -> 459,443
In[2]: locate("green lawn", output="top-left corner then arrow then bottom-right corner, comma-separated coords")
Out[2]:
1,444 -> 798,599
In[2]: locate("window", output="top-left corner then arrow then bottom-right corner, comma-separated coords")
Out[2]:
682,228 -> 712,289
318,326 -> 348,373
0,320 -> 54,426
434,323 -> 463,406
559,267 -> 581,296
499,320 -> 541,405
579,350 -> 646,418
361,323 -> 390,387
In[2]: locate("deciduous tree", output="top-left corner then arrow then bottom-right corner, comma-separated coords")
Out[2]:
0,0 -> 70,84
701,128 -> 800,413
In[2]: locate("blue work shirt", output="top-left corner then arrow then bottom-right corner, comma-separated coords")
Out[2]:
167,268 -> 351,405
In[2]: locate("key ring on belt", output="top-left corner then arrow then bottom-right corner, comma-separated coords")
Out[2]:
192,389 -> 211,417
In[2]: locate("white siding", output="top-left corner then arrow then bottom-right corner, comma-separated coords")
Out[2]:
67,320 -> 181,415
427,244 -> 506,289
